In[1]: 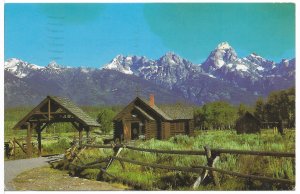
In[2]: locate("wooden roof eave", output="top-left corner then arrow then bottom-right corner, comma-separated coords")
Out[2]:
49,96 -> 100,128
133,106 -> 154,121
14,96 -> 100,130
113,98 -> 138,121
137,98 -> 172,121
13,97 -> 50,130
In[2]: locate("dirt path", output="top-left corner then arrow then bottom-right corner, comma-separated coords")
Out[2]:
4,155 -> 63,190
12,166 -> 129,190
5,155 -> 129,191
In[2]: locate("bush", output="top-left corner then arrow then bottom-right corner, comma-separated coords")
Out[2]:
96,108 -> 116,134
80,169 -> 101,180
43,137 -> 71,154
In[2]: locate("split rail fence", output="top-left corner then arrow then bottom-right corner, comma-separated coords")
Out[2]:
70,143 -> 295,189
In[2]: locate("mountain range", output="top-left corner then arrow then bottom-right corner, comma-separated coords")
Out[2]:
4,42 -> 295,107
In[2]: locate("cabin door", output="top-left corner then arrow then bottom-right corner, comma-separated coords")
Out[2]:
131,122 -> 139,140
184,121 -> 189,135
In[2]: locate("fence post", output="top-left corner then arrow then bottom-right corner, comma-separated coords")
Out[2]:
13,139 -> 16,159
193,145 -> 220,189
204,146 -> 220,189
79,129 -> 83,148
26,122 -> 32,158
37,128 -> 42,157
105,145 -> 123,171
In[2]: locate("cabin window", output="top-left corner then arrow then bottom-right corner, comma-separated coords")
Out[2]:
131,122 -> 139,140
175,122 -> 185,132
131,122 -> 145,140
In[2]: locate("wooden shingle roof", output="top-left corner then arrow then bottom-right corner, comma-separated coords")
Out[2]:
133,106 -> 154,121
159,105 -> 194,120
114,97 -> 193,121
139,98 -> 173,120
14,96 -> 100,129
49,96 -> 100,127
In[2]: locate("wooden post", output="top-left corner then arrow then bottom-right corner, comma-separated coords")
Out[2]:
13,138 -> 16,159
79,129 -> 83,148
204,146 -> 220,189
193,145 -> 220,189
105,147 -> 123,170
26,123 -> 33,158
37,128 -> 42,157
86,127 -> 90,144
48,99 -> 51,121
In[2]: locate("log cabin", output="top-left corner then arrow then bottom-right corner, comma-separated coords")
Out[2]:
113,95 -> 194,142
235,111 -> 261,134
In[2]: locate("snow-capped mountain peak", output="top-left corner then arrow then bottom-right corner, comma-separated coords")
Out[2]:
244,53 -> 276,70
4,43 -> 295,108
202,42 -> 238,71
158,52 -> 184,66
103,55 -> 134,75
4,58 -> 44,78
216,41 -> 232,50
47,61 -> 61,69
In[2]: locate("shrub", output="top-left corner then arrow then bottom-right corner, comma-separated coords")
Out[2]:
96,108 -> 116,134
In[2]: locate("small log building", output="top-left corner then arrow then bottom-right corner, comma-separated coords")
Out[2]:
13,96 -> 100,157
113,95 -> 194,141
235,111 -> 261,134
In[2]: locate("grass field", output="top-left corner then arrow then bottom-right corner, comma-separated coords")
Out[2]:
70,129 -> 295,190
4,107 -> 295,190
4,106 -> 114,158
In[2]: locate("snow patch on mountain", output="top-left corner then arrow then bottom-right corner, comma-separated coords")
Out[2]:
217,42 -> 231,50
4,41 -> 295,102
4,58 -> 44,78
103,55 -> 134,75
235,64 -> 248,71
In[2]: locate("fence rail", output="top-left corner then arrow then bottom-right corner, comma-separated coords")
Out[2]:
79,143 -> 295,188
112,156 -> 295,185
84,144 -> 295,158
211,148 -> 295,157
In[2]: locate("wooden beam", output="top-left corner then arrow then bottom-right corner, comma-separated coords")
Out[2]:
79,128 -> 83,148
125,145 -> 206,155
86,126 -> 91,144
211,148 -> 295,158
48,99 -> 51,121
29,118 -> 78,123
36,127 -> 42,157
33,112 -> 67,115
26,123 -> 32,157
41,122 -> 49,131
112,156 -> 295,185
13,97 -> 50,130
14,138 -> 27,154
71,122 -> 80,130
204,146 -> 220,189
81,157 -> 111,167
13,139 -> 16,159
105,147 -> 123,171
84,144 -> 114,149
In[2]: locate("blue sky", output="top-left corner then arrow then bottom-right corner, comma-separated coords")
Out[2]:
5,3 -> 295,67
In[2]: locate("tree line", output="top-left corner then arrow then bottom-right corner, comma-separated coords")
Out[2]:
95,87 -> 295,133
194,87 -> 295,130
254,87 -> 295,129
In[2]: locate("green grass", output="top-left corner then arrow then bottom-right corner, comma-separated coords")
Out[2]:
70,129 -> 295,190
4,107 -> 295,190
4,106 -> 115,159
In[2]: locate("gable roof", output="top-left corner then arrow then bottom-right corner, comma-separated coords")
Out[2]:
138,98 -> 173,120
133,106 -> 155,121
14,96 -> 100,129
49,96 -> 100,127
237,111 -> 260,123
159,105 -> 194,120
114,97 -> 193,121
